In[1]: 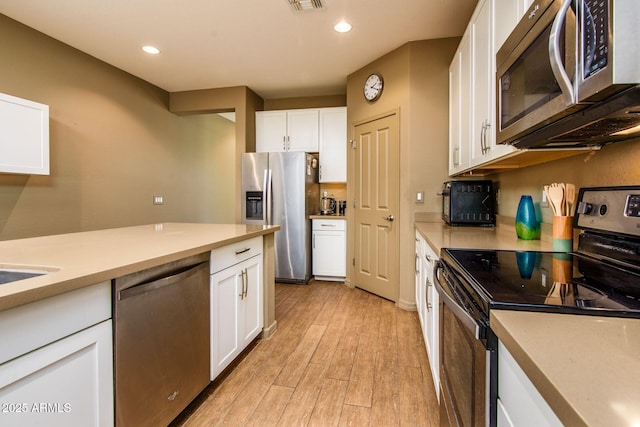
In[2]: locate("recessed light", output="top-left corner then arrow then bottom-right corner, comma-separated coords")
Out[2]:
142,45 -> 160,55
334,21 -> 352,33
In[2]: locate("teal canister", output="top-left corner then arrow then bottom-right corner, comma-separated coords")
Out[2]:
515,195 -> 540,240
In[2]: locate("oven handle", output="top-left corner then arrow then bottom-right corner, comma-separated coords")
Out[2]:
434,261 -> 481,339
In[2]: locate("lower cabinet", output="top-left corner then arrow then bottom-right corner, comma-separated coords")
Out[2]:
497,340 -> 562,427
0,283 -> 113,427
415,230 -> 440,398
312,218 -> 346,280
210,237 -> 264,380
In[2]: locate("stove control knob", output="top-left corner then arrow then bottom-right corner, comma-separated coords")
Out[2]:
576,201 -> 594,215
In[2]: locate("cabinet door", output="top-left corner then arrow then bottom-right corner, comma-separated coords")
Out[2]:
256,111 -> 287,152
287,109 -> 319,152
319,107 -> 347,183
0,93 -> 49,175
415,234 -> 424,324
240,256 -> 263,347
211,265 -> 241,379
498,341 -> 563,426
470,0 -> 493,166
424,243 -> 440,397
486,0 -> 520,162
449,49 -> 463,175
0,320 -> 113,427
449,31 -> 472,175
211,255 -> 264,380
312,229 -> 346,278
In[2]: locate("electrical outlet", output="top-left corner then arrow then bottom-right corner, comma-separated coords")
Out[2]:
416,191 -> 424,203
153,195 -> 164,205
541,188 -> 549,208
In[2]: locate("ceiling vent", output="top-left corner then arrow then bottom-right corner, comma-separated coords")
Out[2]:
288,0 -> 323,12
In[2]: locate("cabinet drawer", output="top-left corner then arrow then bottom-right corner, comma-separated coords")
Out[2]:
0,281 -> 111,364
312,219 -> 346,231
210,236 -> 263,274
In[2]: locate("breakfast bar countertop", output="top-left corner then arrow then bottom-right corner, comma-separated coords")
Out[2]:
0,223 -> 279,311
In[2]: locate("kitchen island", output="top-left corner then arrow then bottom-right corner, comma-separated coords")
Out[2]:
0,222 -> 278,315
416,220 -> 640,427
0,223 -> 279,427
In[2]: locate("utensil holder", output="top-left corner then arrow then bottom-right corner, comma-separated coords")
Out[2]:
552,216 -> 574,252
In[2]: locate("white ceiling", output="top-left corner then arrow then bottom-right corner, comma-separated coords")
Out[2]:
0,0 -> 477,99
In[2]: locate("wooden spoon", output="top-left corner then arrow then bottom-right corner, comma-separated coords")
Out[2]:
565,183 -> 576,216
548,184 -> 565,216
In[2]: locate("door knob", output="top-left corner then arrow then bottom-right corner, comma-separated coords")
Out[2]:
383,215 -> 395,222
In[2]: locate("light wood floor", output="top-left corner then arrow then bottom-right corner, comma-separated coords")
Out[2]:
172,280 -> 439,426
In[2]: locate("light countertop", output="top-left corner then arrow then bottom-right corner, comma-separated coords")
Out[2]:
416,220 -> 640,427
491,310 -> 640,427
0,223 -> 279,311
415,220 -> 555,254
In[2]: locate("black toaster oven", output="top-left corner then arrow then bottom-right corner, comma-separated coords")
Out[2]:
442,180 -> 495,226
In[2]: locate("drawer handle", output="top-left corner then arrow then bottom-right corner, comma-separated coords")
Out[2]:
235,248 -> 251,255
321,224 -> 336,227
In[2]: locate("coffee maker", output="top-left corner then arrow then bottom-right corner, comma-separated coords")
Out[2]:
320,192 -> 336,215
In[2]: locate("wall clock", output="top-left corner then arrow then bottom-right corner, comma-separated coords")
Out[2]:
363,73 -> 384,102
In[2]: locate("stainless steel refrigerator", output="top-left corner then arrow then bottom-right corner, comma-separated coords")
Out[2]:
242,152 -> 319,284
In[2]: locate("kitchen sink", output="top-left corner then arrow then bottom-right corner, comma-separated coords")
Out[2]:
0,266 -> 57,285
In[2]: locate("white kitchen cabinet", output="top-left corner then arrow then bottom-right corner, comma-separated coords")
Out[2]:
318,107 -> 347,183
0,92 -> 49,175
210,237 -> 263,380
449,0 -> 524,176
0,320 -> 113,427
0,282 -> 113,426
498,340 -> 563,427
313,218 -> 346,280
256,109 -> 319,152
448,31 -> 471,175
415,230 -> 440,399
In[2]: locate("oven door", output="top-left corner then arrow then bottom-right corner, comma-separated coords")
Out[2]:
435,260 -> 497,427
496,0 -> 578,145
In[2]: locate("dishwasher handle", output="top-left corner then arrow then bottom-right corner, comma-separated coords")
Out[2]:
118,261 -> 208,301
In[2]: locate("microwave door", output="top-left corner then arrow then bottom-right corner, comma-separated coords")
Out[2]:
496,0 -> 579,145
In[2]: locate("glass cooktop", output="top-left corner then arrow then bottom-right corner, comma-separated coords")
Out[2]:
442,249 -> 640,318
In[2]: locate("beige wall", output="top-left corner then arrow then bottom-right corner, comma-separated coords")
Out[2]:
491,138 -> 640,222
346,38 -> 459,308
264,95 -> 346,110
0,15 -> 237,240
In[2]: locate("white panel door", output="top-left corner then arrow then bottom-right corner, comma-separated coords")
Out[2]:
287,109 -> 319,152
256,111 -> 287,152
0,320 -> 113,427
211,265 -> 241,379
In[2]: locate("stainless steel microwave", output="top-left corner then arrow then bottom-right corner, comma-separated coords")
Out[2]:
496,0 -> 640,149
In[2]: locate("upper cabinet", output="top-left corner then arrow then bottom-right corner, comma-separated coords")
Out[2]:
319,107 -> 347,183
450,0 -> 519,176
448,32 -> 471,175
256,107 -> 347,183
449,0 -> 585,176
0,92 -> 50,175
256,109 -> 319,153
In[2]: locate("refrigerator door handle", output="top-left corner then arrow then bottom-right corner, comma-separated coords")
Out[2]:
265,168 -> 273,225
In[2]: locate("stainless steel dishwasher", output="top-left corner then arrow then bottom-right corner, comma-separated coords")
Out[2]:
113,252 -> 210,427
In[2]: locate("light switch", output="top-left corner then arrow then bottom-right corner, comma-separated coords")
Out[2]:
416,191 -> 424,203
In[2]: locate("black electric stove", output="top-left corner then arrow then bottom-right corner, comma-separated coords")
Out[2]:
438,186 -> 640,321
